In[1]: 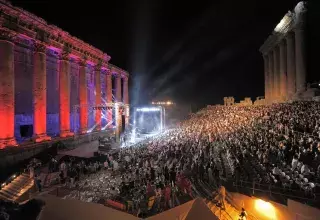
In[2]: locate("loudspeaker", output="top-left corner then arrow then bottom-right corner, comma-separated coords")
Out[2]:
20,125 -> 33,137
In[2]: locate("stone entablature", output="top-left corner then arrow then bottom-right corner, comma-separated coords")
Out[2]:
259,2 -> 306,54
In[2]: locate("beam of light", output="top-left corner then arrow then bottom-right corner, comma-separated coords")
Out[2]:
87,124 -> 98,133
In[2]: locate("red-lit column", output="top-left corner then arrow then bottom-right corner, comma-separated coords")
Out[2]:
59,51 -> 73,137
106,70 -> 112,127
123,76 -> 129,129
94,64 -> 101,131
33,42 -> 51,142
79,59 -> 88,134
0,28 -> 17,148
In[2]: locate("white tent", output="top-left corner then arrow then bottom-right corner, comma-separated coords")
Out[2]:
147,198 -> 219,220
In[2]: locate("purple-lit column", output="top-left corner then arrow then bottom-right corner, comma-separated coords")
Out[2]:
0,28 -> 17,149
33,41 -> 51,142
106,69 -> 112,127
94,64 -> 102,131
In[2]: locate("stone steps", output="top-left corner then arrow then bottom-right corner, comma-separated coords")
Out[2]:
0,173 -> 34,202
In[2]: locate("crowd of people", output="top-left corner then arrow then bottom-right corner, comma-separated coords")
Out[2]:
30,101 -> 320,216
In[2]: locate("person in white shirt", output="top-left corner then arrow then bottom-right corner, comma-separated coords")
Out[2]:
292,156 -> 298,170
272,165 -> 281,176
113,160 -> 119,171
301,164 -> 310,176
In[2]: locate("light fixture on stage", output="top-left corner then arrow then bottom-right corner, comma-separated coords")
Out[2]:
136,107 -> 161,112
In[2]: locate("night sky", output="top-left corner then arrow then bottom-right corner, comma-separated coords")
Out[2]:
11,0 -> 307,109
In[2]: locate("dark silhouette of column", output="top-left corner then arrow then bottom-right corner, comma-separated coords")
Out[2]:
268,52 -> 274,102
273,47 -> 280,101
263,55 -> 269,101
279,40 -> 287,101
286,32 -> 296,99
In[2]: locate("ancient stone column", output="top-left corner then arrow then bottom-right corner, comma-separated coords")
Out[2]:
0,28 -> 17,148
263,55 -> 269,101
106,70 -> 112,127
273,47 -> 280,101
59,50 -> 73,137
294,2 -> 307,95
123,76 -> 129,128
286,32 -> 296,100
268,52 -> 274,102
123,76 -> 129,105
115,73 -> 122,103
94,64 -> 101,131
33,42 -> 51,142
294,28 -> 306,94
79,59 -> 88,134
279,40 -> 287,101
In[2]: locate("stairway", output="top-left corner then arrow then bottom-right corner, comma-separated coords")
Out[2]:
205,195 -> 240,220
0,173 -> 34,202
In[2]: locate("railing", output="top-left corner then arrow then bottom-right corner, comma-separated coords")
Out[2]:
221,178 -> 320,209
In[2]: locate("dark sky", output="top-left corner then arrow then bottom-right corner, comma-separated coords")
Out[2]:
11,0 -> 301,108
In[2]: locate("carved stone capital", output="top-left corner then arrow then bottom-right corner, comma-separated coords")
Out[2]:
33,42 -> 47,53
123,76 -> 129,82
94,65 -> 101,72
59,50 -> 70,61
0,28 -> 16,42
78,58 -> 87,67
105,68 -> 112,76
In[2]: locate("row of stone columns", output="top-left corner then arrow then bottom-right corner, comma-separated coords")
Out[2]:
0,28 -> 129,148
263,27 -> 306,102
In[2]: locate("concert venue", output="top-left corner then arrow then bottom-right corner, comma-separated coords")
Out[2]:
0,0 -> 320,219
